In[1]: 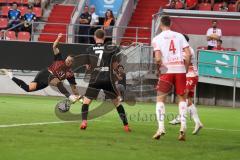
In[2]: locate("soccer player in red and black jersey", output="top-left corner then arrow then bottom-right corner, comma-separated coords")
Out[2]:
2,33 -> 80,102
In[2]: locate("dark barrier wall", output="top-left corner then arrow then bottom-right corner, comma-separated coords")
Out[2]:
0,41 -> 91,70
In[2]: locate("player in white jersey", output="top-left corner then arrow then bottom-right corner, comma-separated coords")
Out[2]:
151,16 -> 191,141
169,35 -> 203,135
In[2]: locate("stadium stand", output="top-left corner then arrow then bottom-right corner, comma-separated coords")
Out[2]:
18,31 -> 30,41
18,6 -> 27,16
33,6 -> 42,17
1,6 -> 11,16
38,5 -> 74,42
0,17 -> 7,29
5,30 -> 17,40
198,2 -> 212,10
228,3 -> 237,11
123,0 -> 168,44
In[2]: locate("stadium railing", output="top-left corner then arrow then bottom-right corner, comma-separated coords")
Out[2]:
29,22 -> 151,45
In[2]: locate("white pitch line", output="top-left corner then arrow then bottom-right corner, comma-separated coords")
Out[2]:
0,121 -> 79,128
0,120 -> 240,132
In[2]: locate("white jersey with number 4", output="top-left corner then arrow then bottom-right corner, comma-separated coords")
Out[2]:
152,30 -> 189,74
184,47 -> 198,77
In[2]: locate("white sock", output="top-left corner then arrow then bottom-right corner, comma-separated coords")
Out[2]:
156,102 -> 165,133
188,104 -> 201,125
179,101 -> 187,131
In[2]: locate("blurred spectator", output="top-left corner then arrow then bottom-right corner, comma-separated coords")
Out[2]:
236,0 -> 240,11
33,0 -> 41,7
213,39 -> 225,51
89,5 -> 99,44
78,5 -> 91,43
165,0 -> 177,9
206,20 -> 222,50
22,5 -> 37,33
8,2 -> 21,31
115,65 -> 126,102
185,0 -> 198,9
102,9 -> 115,43
219,1 -> 228,11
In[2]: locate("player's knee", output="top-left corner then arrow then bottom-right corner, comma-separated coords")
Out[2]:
83,97 -> 91,105
28,83 -> 37,92
113,98 -> 120,107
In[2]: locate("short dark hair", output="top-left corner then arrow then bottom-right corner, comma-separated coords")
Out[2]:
217,39 -> 223,44
12,2 -> 18,6
94,29 -> 105,39
161,16 -> 171,27
212,20 -> 217,23
183,34 -> 189,42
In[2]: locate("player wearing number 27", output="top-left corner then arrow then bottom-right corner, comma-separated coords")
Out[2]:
151,16 -> 191,141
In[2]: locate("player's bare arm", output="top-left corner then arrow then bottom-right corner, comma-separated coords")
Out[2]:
155,50 -> 162,65
183,47 -> 191,72
53,33 -> 63,55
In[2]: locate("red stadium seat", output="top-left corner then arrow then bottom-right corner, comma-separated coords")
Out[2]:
0,0 -> 7,4
6,31 -> 17,40
0,18 -> 8,29
197,46 -> 208,50
225,48 -> 237,51
213,3 -> 223,11
18,31 -> 31,41
33,7 -> 42,17
198,3 -> 212,11
228,4 -> 236,12
1,6 -> 11,16
22,0 -> 29,5
18,6 -> 27,16
8,0 -> 21,4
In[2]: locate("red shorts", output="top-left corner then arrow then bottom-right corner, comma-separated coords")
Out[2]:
156,73 -> 186,95
186,76 -> 198,97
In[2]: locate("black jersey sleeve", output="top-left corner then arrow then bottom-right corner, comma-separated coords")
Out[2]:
54,52 -> 64,61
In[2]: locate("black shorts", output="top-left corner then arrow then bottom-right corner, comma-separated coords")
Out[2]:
207,46 -> 214,50
32,68 -> 51,90
85,80 -> 118,100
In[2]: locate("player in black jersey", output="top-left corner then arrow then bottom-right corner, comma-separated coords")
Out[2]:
80,29 -> 131,132
1,33 -> 80,104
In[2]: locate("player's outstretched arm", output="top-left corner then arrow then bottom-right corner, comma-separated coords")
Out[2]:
53,33 -> 63,55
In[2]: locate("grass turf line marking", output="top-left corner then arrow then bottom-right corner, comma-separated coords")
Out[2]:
0,120 -> 240,132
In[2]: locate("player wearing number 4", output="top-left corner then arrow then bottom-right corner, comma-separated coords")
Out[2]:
79,29 -> 131,132
169,35 -> 203,135
151,16 -> 191,141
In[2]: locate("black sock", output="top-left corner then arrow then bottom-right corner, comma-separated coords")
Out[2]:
116,104 -> 128,126
12,77 -> 30,92
81,104 -> 89,121
56,82 -> 70,98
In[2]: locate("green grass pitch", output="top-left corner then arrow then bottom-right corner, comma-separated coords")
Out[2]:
0,95 -> 240,160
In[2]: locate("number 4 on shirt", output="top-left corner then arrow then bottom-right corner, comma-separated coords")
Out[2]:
169,40 -> 176,54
